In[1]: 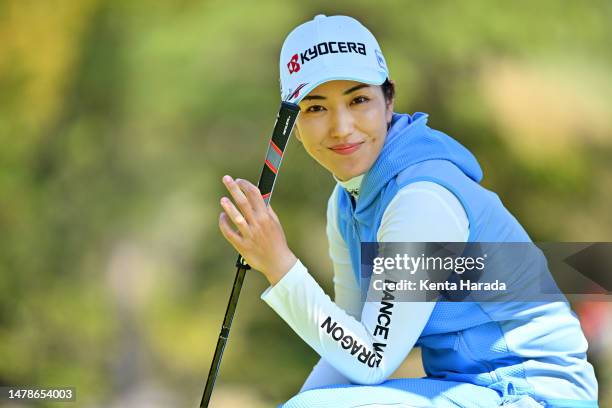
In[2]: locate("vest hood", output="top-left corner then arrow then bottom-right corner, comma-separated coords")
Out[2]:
355,112 -> 483,214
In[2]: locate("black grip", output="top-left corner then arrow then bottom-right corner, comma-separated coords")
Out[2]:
238,102 -> 299,268
257,102 -> 300,201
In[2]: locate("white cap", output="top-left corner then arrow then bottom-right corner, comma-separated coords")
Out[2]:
279,15 -> 389,103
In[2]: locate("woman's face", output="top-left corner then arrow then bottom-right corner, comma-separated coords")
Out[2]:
295,80 -> 393,181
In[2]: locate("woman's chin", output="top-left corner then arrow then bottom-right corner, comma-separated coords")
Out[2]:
335,168 -> 367,181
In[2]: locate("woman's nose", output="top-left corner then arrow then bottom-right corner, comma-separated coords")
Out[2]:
329,108 -> 354,139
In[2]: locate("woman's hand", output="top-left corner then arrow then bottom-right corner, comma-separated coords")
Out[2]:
218,175 -> 297,285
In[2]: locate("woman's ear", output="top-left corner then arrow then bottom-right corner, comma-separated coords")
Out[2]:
385,79 -> 396,124
385,100 -> 394,124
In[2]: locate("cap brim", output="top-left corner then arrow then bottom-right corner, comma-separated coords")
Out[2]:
287,66 -> 387,103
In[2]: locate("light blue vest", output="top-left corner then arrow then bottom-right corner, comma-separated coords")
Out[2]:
336,113 -> 598,407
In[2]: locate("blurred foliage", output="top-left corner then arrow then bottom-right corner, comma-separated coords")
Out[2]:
1,0 -> 611,406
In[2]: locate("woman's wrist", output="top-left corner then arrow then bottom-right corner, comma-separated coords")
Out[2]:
265,251 -> 298,286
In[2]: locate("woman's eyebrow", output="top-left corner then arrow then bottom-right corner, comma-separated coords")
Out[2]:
302,94 -> 325,101
301,84 -> 371,101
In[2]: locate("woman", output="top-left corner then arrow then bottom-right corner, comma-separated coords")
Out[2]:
218,15 -> 598,408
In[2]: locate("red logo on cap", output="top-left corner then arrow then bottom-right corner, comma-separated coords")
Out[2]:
287,54 -> 300,74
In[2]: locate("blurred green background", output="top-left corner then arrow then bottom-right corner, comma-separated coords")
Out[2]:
1,0 -> 611,407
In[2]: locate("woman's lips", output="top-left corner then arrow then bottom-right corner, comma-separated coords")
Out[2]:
329,142 -> 364,155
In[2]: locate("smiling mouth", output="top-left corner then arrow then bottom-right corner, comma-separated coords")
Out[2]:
329,142 -> 364,155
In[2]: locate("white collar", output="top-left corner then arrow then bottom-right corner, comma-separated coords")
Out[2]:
334,173 -> 365,199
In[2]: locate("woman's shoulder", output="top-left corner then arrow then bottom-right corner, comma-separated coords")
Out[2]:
389,180 -> 467,221
395,180 -> 462,207
380,181 -> 469,242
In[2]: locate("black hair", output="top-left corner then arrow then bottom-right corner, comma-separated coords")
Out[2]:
382,79 -> 395,129
381,78 -> 395,104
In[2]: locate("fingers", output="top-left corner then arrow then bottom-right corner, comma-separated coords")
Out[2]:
220,196 -> 252,239
268,204 -> 280,223
222,175 -> 255,222
218,212 -> 244,249
236,179 -> 267,214
219,175 -> 274,249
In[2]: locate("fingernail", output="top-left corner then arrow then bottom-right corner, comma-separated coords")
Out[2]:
223,175 -> 231,183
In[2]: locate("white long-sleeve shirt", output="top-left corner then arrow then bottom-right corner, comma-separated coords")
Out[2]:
261,176 -> 469,388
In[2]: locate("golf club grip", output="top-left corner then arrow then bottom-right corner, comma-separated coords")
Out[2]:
237,101 -> 300,268
258,101 -> 301,206
200,101 -> 299,408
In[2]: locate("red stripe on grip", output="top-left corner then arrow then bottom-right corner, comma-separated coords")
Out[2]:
270,140 -> 283,156
264,159 -> 277,174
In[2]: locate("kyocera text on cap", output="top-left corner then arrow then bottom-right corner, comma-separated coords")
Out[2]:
280,14 -> 389,103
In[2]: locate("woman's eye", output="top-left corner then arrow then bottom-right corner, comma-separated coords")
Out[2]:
351,96 -> 370,105
305,105 -> 325,113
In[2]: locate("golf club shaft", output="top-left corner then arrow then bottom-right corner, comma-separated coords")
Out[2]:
200,102 -> 300,407
200,258 -> 247,407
